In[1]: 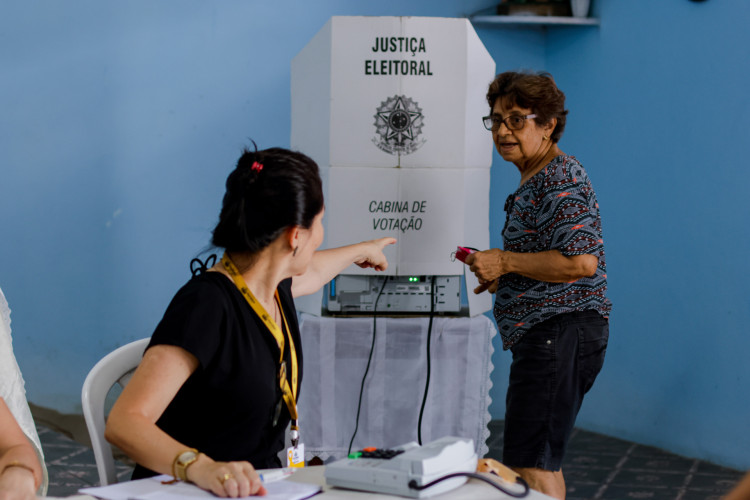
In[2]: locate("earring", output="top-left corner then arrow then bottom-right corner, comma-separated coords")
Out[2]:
293,247 -> 298,257
543,135 -> 549,141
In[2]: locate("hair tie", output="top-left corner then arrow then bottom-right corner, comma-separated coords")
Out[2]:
251,161 -> 263,172
190,254 -> 217,276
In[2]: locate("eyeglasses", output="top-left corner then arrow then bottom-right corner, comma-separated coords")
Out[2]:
482,113 -> 537,131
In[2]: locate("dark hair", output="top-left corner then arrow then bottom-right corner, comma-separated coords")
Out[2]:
486,71 -> 568,143
211,146 -> 324,254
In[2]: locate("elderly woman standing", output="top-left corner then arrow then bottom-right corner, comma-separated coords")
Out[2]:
466,71 -> 611,499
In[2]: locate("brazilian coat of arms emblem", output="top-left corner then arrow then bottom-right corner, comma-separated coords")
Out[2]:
372,95 -> 426,155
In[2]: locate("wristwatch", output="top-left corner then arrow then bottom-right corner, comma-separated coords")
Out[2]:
173,449 -> 200,482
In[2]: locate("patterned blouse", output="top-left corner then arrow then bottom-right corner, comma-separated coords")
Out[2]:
494,154 -> 612,349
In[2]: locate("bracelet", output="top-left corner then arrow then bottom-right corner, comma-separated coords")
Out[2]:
2,461 -> 37,482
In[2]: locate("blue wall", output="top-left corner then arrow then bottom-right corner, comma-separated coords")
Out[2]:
1,0 -> 748,470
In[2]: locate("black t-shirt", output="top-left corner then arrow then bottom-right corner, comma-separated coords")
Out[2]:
132,272 -> 302,479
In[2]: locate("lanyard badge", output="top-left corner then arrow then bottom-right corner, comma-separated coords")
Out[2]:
220,253 -> 304,467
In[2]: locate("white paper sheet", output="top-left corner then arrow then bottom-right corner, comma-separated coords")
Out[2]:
79,474 -> 321,500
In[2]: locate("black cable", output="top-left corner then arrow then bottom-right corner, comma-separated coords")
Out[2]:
408,471 -> 530,498
347,276 -> 389,456
417,276 -> 436,445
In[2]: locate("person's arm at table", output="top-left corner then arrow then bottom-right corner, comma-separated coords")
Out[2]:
0,398 -> 42,500
105,345 -> 266,498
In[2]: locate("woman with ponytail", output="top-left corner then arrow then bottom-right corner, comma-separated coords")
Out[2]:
106,146 -> 394,498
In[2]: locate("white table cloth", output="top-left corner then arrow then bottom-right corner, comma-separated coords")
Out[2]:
297,313 -> 496,461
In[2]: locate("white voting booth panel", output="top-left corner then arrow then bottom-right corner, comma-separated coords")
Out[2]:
324,167 -> 490,277
292,16 -> 493,169
290,16 -> 498,469
292,16 -> 496,316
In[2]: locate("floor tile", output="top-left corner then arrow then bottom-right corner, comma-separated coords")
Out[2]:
679,491 -> 727,500
597,484 -> 679,499
686,472 -> 744,492
565,481 -> 602,499
609,469 -> 688,488
563,465 -> 613,484
566,451 -> 627,470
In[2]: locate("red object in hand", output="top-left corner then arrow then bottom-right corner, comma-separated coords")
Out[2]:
455,246 -> 476,263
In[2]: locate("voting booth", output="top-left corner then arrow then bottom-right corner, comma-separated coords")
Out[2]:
291,16 -> 498,460
292,16 -> 496,317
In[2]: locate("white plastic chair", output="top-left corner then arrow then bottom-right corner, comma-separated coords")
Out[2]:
81,338 -> 149,486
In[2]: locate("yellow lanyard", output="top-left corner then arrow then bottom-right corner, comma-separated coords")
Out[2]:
220,253 -> 299,432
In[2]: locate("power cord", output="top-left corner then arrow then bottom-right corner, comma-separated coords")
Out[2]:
347,276 -> 389,456
408,471 -> 530,498
416,276 -> 436,445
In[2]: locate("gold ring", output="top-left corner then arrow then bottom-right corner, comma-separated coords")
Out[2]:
220,473 -> 234,484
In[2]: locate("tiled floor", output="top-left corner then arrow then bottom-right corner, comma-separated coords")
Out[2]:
485,421 -> 744,500
38,424 -> 133,496
40,420 -> 745,499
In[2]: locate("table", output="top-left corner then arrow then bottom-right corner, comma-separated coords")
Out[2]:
56,466 -> 555,500
297,314 -> 496,461
286,465 -> 556,499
